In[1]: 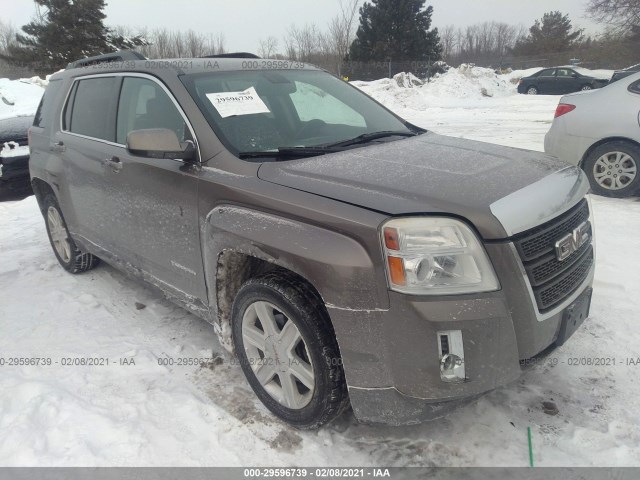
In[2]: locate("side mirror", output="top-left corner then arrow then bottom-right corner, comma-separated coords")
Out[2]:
571,73 -> 578,78
126,128 -> 196,161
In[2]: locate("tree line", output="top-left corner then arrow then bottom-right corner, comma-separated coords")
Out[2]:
1,0 -> 638,77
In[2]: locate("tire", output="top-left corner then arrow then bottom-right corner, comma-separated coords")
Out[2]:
42,193 -> 100,273
583,141 -> 640,197
581,85 -> 593,91
231,270 -> 349,429
527,86 -> 538,95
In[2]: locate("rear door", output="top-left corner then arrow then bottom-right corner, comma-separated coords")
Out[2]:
58,75 -> 122,244
556,68 -> 577,94
535,69 -> 557,94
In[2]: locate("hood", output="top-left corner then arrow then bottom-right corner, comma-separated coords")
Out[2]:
258,132 -> 589,239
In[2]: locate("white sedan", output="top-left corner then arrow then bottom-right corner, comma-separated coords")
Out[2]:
545,72 -> 640,197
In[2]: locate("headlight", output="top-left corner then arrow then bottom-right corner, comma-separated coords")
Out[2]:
380,217 -> 500,295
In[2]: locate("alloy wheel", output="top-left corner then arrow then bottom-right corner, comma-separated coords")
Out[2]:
241,301 -> 315,409
47,206 -> 72,263
593,151 -> 637,190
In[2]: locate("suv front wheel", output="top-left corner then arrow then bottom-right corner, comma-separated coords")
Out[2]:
231,270 -> 349,429
43,193 -> 100,273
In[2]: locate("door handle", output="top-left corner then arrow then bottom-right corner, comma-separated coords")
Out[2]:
103,156 -> 123,173
50,141 -> 65,152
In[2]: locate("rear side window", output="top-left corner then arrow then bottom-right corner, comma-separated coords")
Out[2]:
537,69 -> 556,77
33,79 -> 62,128
116,77 -> 189,145
629,80 -> 640,94
67,77 -> 118,141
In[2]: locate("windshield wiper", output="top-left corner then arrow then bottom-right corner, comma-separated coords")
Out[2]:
321,130 -> 418,149
238,146 -> 339,160
238,131 -> 419,160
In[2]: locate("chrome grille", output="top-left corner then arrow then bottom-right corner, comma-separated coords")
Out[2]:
513,199 -> 593,312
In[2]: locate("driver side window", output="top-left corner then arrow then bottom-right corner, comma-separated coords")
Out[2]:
116,77 -> 190,145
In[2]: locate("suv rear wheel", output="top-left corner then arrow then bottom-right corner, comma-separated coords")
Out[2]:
43,194 -> 100,273
231,270 -> 349,429
583,141 -> 640,197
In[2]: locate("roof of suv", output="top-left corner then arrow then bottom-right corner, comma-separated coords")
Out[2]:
52,56 -> 321,81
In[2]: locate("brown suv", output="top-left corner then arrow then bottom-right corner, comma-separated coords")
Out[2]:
28,51 -> 595,428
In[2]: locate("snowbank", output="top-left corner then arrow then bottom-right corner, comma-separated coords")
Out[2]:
352,64 -> 520,110
0,78 -> 45,120
352,64 -> 617,112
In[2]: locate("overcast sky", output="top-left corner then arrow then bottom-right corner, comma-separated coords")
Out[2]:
5,0 -> 601,53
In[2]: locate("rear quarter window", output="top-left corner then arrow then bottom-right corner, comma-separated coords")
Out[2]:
33,79 -> 62,128
629,80 -> 640,94
66,76 -> 119,141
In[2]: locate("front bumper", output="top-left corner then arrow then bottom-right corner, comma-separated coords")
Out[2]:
329,241 -> 594,426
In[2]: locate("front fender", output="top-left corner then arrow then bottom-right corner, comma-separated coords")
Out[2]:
203,205 -> 389,316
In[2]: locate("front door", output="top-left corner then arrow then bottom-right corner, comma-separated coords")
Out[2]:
109,75 -> 206,302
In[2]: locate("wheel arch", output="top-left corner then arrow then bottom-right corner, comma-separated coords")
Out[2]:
580,137 -> 640,167
31,177 -> 57,214
202,205 -> 386,353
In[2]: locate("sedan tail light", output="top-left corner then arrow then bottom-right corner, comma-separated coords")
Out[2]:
554,104 -> 576,118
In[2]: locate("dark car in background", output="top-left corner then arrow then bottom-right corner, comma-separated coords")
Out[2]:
0,115 -> 33,194
610,64 -> 640,83
518,67 -> 608,95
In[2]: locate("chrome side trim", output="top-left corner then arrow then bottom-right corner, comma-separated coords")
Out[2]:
507,242 -> 595,322
490,166 -> 590,237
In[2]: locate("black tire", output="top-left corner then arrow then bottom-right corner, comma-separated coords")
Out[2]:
527,86 -> 538,95
583,141 -> 640,198
42,193 -> 100,273
231,270 -> 349,429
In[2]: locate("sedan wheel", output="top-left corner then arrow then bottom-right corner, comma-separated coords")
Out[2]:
581,85 -> 593,91
593,152 -> 637,191
584,142 -> 640,197
527,86 -> 538,95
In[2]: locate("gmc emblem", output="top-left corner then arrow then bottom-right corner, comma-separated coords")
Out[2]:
555,221 -> 590,261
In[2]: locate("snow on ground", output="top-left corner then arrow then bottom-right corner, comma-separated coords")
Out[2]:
1,68 -> 640,467
0,78 -> 45,120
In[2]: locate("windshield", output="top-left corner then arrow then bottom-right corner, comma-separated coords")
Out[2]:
181,69 -> 414,157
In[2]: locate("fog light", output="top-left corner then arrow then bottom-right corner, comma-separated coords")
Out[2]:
438,330 -> 466,383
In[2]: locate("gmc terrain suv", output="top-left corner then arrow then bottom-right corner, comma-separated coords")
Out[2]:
29,51 -> 595,428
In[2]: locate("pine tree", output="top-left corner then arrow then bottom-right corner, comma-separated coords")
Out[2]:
512,11 -> 584,55
4,0 -> 145,74
349,0 -> 442,62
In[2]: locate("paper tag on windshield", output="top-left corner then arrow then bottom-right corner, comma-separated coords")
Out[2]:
206,87 -> 270,118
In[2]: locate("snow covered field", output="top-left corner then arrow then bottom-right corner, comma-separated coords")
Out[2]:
1,67 -> 639,467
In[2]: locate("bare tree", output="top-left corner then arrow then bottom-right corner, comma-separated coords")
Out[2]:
0,20 -> 17,55
587,0 -> 640,35
207,33 -> 226,55
185,30 -> 207,57
327,0 -> 360,61
172,30 -> 185,58
284,24 -> 321,62
440,24 -> 457,60
258,36 -> 279,58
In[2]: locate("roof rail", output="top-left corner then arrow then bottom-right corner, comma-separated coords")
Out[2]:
67,50 -> 147,69
201,52 -> 261,59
